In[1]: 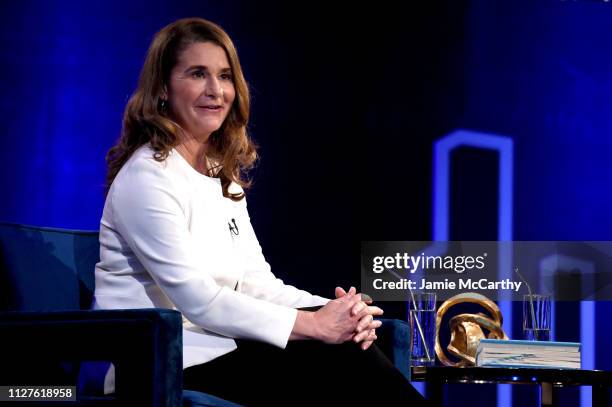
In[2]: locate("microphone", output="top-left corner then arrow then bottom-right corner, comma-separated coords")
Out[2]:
228,218 -> 239,236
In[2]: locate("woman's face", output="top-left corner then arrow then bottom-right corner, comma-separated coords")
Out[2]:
166,41 -> 236,140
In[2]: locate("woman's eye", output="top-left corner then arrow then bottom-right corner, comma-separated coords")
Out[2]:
191,71 -> 205,79
220,73 -> 233,81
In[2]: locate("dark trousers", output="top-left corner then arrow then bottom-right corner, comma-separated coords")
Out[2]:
184,338 -> 428,406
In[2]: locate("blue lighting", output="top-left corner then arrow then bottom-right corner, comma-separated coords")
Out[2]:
433,129 -> 514,407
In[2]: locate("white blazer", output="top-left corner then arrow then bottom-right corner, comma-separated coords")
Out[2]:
93,145 -> 329,372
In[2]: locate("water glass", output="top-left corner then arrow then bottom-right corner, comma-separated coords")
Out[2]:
523,294 -> 551,341
409,292 -> 437,366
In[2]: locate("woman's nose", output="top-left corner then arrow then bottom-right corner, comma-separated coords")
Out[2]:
205,79 -> 223,98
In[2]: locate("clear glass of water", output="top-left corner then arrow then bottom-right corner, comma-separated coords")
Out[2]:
523,294 -> 551,341
409,292 -> 437,366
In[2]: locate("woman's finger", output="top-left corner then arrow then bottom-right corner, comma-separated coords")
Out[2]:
361,340 -> 374,350
360,331 -> 377,350
355,315 -> 382,334
334,286 -> 347,299
370,329 -> 377,340
356,314 -> 374,332
353,331 -> 368,343
365,319 -> 382,331
360,293 -> 373,304
352,303 -> 381,319
368,306 -> 384,316
353,326 -> 375,343
351,301 -> 366,317
354,305 -> 385,320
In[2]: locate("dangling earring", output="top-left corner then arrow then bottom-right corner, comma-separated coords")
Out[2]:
160,99 -> 168,112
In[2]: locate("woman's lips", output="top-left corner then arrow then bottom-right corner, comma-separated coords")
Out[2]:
196,106 -> 222,112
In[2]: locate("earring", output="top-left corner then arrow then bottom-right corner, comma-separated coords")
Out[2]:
160,99 -> 168,111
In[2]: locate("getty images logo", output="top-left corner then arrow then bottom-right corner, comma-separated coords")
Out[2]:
372,252 -> 488,274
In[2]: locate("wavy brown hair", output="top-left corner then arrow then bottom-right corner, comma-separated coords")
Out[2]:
105,17 -> 256,200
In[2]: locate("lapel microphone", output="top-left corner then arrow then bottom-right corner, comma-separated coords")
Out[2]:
228,218 -> 239,236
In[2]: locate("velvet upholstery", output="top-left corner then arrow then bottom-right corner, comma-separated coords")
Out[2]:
0,222 -> 413,406
377,318 -> 412,381
0,223 -> 98,312
0,309 -> 183,406
0,222 -> 236,406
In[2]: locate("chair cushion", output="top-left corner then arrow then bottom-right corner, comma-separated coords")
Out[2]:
377,318 -> 411,381
0,222 -> 99,311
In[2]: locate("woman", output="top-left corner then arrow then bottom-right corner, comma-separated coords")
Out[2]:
94,17 -> 425,405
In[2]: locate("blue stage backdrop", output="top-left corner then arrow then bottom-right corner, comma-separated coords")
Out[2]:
1,1 -> 612,406
463,0 -> 612,241
0,0 -> 243,229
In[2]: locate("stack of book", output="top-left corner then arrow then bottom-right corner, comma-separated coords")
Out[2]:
476,339 -> 581,369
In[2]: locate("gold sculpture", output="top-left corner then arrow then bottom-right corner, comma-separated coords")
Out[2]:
434,292 -> 508,366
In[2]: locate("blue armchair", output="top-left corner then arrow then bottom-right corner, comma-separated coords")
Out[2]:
0,222 -> 411,406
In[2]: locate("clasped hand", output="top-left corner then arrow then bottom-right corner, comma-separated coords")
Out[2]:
313,286 -> 383,350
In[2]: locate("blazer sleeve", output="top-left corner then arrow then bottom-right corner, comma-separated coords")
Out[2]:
234,197 -> 330,308
108,159 -> 297,349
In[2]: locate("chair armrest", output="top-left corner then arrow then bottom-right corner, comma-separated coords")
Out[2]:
0,308 -> 182,407
377,318 -> 411,381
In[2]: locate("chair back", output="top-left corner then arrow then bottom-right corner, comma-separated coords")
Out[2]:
0,222 -> 99,312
